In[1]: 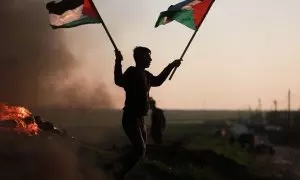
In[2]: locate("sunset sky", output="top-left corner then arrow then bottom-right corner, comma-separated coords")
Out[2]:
59,0 -> 300,110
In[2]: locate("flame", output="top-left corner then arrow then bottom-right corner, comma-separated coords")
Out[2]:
0,103 -> 39,136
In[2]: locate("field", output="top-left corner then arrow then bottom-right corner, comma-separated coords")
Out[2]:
1,108 -> 299,180
29,108 -> 249,144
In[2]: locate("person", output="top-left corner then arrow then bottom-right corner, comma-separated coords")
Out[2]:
114,46 -> 181,178
149,97 -> 166,145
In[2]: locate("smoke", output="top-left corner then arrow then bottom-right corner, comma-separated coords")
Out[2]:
0,131 -> 108,180
0,0 -> 114,108
46,74 -> 114,109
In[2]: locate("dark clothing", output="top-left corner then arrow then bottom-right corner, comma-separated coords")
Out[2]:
114,60 -> 173,177
151,131 -> 163,144
123,67 -> 152,116
114,64 -> 173,116
150,108 -> 166,144
151,108 -> 166,132
119,111 -> 147,176
122,111 -> 147,152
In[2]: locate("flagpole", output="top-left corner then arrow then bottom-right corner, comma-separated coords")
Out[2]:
169,0 -> 215,80
90,0 -> 118,50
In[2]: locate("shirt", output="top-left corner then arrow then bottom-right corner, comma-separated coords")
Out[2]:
114,62 -> 174,116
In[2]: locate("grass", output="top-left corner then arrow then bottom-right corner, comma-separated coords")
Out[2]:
186,135 -> 251,166
141,160 -> 224,180
126,133 -> 255,180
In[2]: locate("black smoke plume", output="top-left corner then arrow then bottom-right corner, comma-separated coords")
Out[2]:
0,0 -> 114,109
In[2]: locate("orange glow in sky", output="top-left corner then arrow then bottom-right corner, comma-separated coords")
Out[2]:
60,0 -> 300,110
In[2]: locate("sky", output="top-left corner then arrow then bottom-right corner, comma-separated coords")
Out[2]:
56,0 -> 300,110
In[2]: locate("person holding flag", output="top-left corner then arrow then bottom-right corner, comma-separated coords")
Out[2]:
114,47 -> 181,178
46,0 -> 215,178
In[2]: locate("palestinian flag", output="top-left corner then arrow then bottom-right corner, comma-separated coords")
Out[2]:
155,0 -> 215,30
46,0 -> 102,29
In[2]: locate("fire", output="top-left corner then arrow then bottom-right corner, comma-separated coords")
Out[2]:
0,103 -> 39,136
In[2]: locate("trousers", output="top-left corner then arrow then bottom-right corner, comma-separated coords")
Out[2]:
119,110 -> 147,176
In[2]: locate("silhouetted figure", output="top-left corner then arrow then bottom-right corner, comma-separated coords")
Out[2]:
149,97 -> 166,145
114,46 -> 181,178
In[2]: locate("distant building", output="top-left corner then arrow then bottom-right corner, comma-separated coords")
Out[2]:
265,111 -> 300,128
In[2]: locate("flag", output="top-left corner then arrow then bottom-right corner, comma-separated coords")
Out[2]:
155,0 -> 214,30
46,0 -> 102,29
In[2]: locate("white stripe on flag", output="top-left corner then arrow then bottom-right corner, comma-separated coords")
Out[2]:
49,5 -> 83,26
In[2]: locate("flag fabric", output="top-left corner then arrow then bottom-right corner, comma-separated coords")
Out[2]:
155,0 -> 214,30
46,0 -> 102,29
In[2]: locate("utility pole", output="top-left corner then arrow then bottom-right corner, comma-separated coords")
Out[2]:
288,89 -> 292,128
274,100 -> 278,112
257,98 -> 264,123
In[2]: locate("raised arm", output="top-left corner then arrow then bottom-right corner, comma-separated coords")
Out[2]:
114,50 -> 124,87
151,59 -> 181,87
